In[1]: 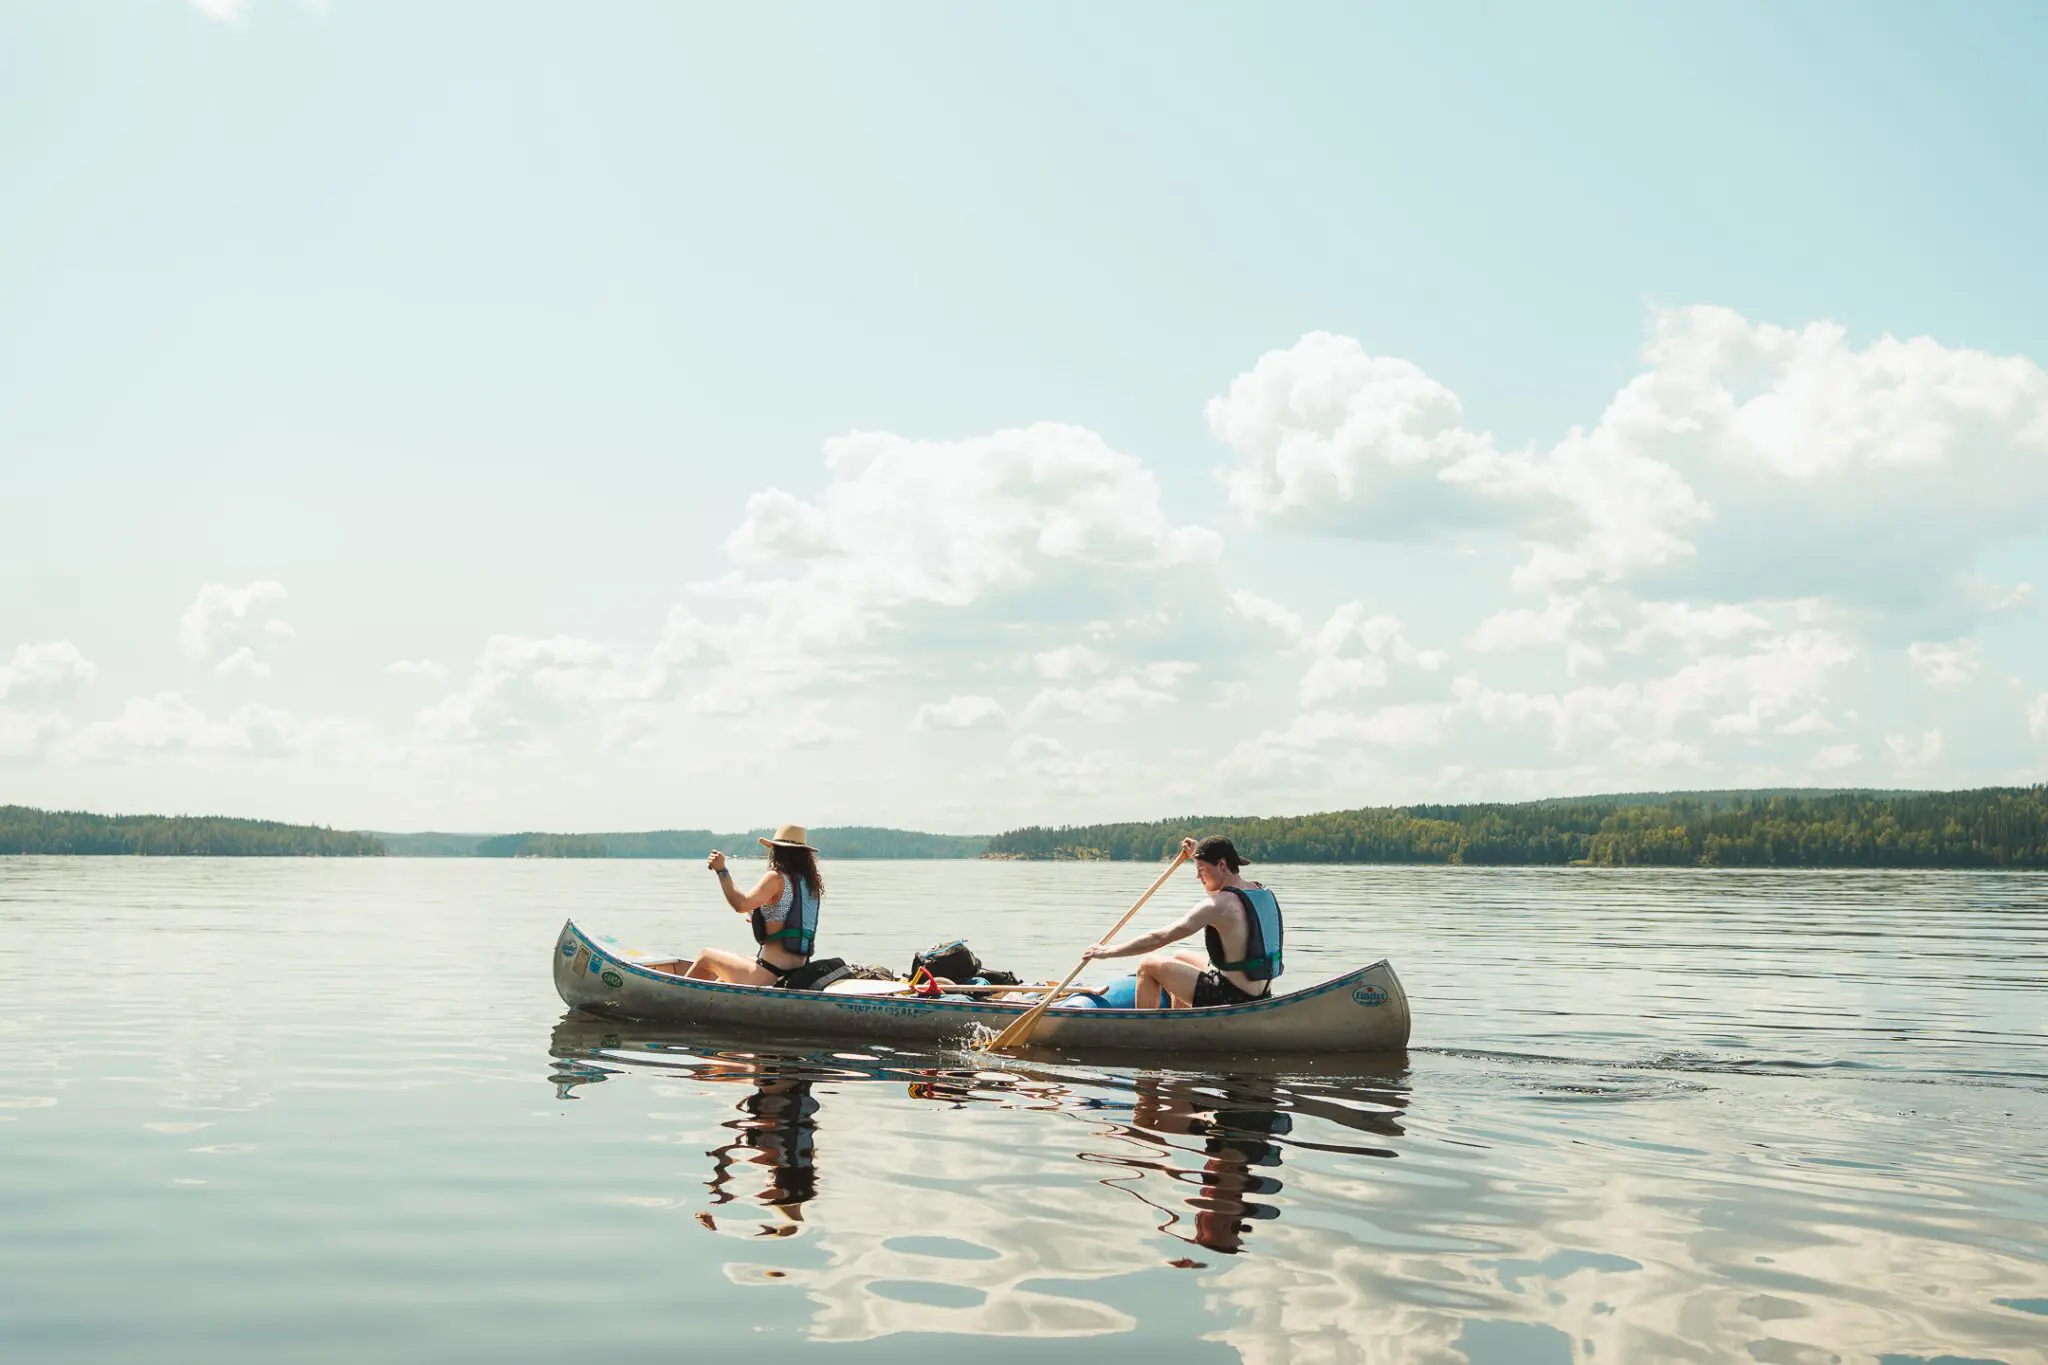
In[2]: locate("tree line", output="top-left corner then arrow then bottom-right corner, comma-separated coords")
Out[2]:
13,789 -> 2048,865
0,805 -> 384,857
2,810 -> 990,859
379,827 -> 992,859
984,787 -> 2048,869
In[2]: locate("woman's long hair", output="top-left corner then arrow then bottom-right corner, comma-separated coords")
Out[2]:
768,843 -> 823,898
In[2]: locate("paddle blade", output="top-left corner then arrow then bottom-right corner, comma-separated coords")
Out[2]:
981,1002 -> 1050,1052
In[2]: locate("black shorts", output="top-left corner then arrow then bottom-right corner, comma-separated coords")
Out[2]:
1192,970 -> 1269,1008
759,957 -> 849,992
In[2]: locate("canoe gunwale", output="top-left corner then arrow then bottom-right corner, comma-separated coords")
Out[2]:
561,918 -> 1391,1020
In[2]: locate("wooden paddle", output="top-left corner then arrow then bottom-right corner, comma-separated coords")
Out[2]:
874,983 -> 1097,1002
978,849 -> 1191,1053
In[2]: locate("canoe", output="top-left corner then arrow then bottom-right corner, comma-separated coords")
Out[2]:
551,919 -> 1411,1055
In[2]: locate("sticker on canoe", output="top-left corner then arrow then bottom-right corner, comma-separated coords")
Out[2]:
600,969 -> 623,989
559,940 -> 576,957
571,946 -> 590,975
1351,984 -> 1388,1007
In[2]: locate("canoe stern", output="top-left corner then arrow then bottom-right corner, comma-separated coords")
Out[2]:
553,919 -> 629,1011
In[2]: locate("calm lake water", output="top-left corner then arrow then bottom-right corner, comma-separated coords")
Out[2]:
1,858 -> 2043,1365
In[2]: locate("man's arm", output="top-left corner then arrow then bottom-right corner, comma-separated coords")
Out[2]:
1082,897 -> 1220,962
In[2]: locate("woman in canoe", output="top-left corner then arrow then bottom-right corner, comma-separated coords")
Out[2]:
683,824 -> 825,988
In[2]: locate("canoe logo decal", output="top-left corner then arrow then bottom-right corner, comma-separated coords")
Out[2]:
1351,984 -> 1388,1007
600,969 -> 623,989
571,946 -> 590,975
559,940 -> 576,958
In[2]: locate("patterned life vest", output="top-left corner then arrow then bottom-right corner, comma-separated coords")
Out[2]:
751,873 -> 818,959
1205,885 -> 1284,982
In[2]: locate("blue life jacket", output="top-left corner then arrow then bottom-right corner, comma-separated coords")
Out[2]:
1206,886 -> 1283,983
751,875 -> 818,959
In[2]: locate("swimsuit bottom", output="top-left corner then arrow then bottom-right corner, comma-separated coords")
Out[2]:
759,956 -> 850,992
1193,969 -> 1270,1008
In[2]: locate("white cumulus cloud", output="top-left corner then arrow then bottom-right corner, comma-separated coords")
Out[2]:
666,421 -> 1227,748
1470,599 -> 1581,653
1906,641 -> 1978,687
69,694 -> 370,760
1004,733 -> 1119,792
911,695 -> 1006,731
1885,728 -> 1946,769
213,647 -> 271,682
783,709 -> 859,749
0,642 -> 97,700
420,631 -> 689,748
1228,590 -> 1308,643
1033,645 -> 1109,681
1023,674 -> 1179,724
179,581 -> 292,671
1208,332 -> 1514,534
1216,310 -> 2048,624
0,712 -> 72,762
1295,603 -> 1446,706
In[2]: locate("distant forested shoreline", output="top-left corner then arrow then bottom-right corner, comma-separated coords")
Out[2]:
377,827 -> 991,859
0,811 -> 986,859
0,806 -> 383,857
987,787 -> 2048,869
8,788 -> 2048,865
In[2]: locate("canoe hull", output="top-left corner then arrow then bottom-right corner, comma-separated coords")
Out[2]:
551,920 -> 1410,1055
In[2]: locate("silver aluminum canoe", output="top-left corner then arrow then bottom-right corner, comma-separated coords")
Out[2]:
552,919 -> 1410,1055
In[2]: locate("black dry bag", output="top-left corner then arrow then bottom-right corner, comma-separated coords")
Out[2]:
909,940 -> 981,983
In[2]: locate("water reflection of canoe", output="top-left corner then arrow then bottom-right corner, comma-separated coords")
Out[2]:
547,1013 -> 1413,1258
552,919 -> 1411,1055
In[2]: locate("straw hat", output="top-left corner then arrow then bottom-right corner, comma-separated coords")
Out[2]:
758,823 -> 815,850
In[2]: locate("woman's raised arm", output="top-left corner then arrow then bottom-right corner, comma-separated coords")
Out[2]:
706,850 -> 783,913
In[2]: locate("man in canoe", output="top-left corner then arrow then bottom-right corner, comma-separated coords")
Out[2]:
683,824 -> 826,988
1080,836 -> 1283,1008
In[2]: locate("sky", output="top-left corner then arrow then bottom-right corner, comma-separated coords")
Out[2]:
3,0 -> 2047,834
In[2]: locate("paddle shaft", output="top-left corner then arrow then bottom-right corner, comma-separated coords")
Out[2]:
878,984 -> 1095,1000
981,849 -> 1190,1051
877,982 -> 1058,995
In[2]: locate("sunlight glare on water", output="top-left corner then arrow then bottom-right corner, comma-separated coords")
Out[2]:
1,857 -> 2044,1364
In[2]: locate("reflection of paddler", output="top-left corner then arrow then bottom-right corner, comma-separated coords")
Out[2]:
1186,1108 -> 1288,1254
706,1069 -> 820,1225
1129,1076 -> 1288,1255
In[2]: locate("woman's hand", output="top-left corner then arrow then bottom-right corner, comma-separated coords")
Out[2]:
706,850 -> 727,874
